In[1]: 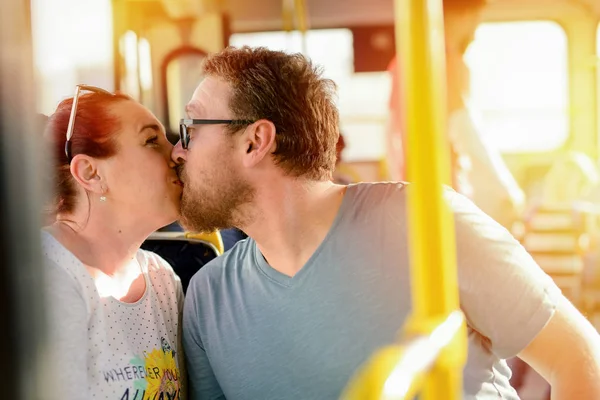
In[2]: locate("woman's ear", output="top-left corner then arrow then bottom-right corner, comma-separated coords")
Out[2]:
69,154 -> 104,195
241,120 -> 277,168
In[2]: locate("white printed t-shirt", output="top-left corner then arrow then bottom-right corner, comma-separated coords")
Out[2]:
42,231 -> 185,400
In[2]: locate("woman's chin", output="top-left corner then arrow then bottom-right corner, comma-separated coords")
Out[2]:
153,208 -> 181,230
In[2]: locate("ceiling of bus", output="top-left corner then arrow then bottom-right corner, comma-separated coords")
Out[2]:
226,0 -> 393,32
225,0 -> 600,32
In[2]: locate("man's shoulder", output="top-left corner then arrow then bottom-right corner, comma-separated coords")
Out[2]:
186,236 -> 255,294
350,181 -> 408,193
352,181 -> 464,206
346,181 -> 409,210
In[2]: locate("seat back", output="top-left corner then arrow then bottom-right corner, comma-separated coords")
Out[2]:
521,152 -> 600,306
185,231 -> 224,255
521,205 -> 587,304
142,232 -> 220,293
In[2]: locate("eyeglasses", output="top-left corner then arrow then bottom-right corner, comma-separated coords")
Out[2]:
179,119 -> 254,149
65,84 -> 113,162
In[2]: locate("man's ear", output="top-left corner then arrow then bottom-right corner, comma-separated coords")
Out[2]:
69,154 -> 104,195
242,119 -> 277,168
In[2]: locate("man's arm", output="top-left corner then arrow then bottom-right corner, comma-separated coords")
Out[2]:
183,277 -> 226,400
444,188 -> 600,394
518,295 -> 600,399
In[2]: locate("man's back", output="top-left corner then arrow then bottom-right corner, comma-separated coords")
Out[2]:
183,182 -> 559,399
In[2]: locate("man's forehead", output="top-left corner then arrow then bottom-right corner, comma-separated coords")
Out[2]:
186,77 -> 232,118
185,101 -> 202,118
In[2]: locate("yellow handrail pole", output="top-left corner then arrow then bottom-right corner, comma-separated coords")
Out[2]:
394,0 -> 466,399
339,311 -> 465,400
294,0 -> 309,55
282,0 -> 309,55
282,0 -> 294,32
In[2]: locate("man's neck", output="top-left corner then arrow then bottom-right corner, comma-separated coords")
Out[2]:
242,179 -> 348,277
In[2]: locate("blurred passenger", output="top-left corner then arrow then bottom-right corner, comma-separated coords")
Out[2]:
42,86 -> 186,400
387,0 -> 525,229
541,151 -> 599,206
174,47 -> 600,400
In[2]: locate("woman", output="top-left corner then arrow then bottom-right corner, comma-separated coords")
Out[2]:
42,86 -> 186,399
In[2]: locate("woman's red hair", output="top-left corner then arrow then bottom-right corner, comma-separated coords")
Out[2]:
43,91 -> 131,218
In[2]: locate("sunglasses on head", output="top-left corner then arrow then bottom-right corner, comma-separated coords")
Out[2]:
64,84 -> 113,163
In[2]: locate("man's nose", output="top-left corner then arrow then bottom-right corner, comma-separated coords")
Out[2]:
171,140 -> 186,165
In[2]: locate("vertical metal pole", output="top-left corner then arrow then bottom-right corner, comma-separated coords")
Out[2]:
393,0 -> 466,398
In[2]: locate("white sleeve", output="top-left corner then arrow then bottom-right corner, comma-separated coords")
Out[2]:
44,259 -> 90,399
450,189 -> 562,359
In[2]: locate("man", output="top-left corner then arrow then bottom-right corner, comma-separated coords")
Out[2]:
173,47 -> 600,400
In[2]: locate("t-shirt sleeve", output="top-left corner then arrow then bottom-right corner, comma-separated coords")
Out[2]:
449,189 -> 562,359
44,258 -> 90,399
183,275 -> 226,400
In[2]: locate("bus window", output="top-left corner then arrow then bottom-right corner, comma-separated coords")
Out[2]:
121,31 -> 140,101
31,0 -> 113,115
464,21 -> 569,153
597,23 -> 600,146
230,30 -> 390,162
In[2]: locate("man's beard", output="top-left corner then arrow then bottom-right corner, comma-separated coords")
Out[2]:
178,165 -> 254,233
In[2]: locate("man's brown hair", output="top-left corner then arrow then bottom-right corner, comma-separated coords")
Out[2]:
202,46 -> 339,180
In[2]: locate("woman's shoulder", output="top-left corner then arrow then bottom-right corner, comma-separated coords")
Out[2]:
138,249 -> 183,311
40,230 -> 96,313
138,248 -> 175,273
137,249 -> 182,291
41,230 -> 89,286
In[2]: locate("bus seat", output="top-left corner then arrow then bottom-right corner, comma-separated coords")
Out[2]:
521,205 -> 587,305
571,202 -> 600,325
141,231 -> 220,293
541,151 -> 599,205
185,231 -> 224,255
158,222 -> 232,254
219,228 -> 248,251
520,152 -> 600,307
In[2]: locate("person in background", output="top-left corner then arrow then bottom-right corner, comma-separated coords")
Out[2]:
332,133 -> 355,184
387,0 -> 525,229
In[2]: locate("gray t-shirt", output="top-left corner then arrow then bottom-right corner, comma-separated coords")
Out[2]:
183,182 -> 560,400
